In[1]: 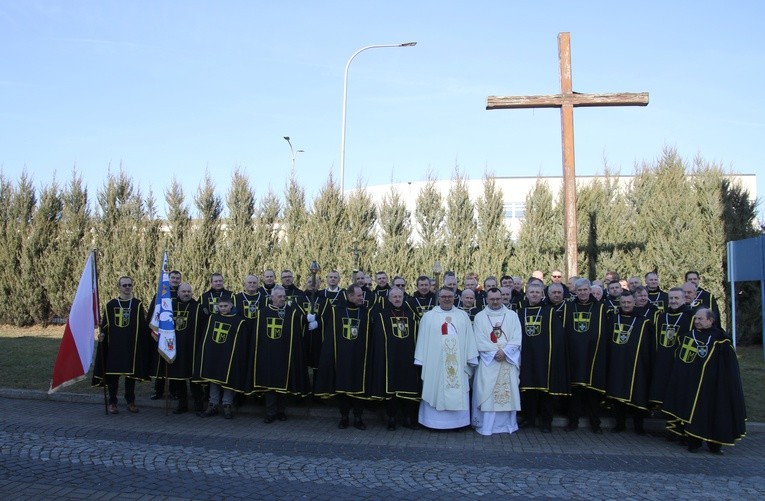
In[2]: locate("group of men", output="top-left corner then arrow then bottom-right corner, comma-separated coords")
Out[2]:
92,267 -> 746,454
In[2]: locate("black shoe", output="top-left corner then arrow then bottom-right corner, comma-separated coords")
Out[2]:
354,417 -> 367,430
150,393 -> 163,400
635,426 -> 646,436
387,417 -> 396,431
564,423 -> 578,432
708,448 -> 723,455
277,412 -> 287,421
540,426 -> 552,434
687,445 -> 702,453
172,402 -> 188,415
264,415 -> 276,424
665,434 -> 678,442
193,400 -> 204,412
338,417 -> 349,429
591,425 -> 603,434
612,424 -> 626,433
223,404 -> 233,420
517,419 -> 531,429
199,404 -> 218,418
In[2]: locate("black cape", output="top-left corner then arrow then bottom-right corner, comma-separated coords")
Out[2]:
154,298 -> 205,380
663,327 -> 746,445
314,304 -> 374,399
195,312 -> 249,392
199,288 -> 234,316
92,297 -> 152,385
406,292 -> 436,319
563,298 -> 608,392
518,302 -> 570,396
369,303 -> 421,400
648,307 -> 694,406
250,304 -> 309,396
604,310 -> 652,409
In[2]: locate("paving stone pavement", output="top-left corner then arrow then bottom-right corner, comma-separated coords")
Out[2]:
0,393 -> 763,500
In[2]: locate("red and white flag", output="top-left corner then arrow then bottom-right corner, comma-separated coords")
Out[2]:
49,251 -> 99,394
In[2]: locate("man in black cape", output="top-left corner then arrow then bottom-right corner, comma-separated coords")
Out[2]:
196,296 -> 248,419
234,274 -> 265,322
314,284 -> 374,430
369,287 -> 420,430
648,287 -> 694,410
199,272 -> 234,316
604,292 -> 653,434
518,282 -> 570,433
406,275 -> 437,319
92,276 -> 152,414
663,308 -> 746,453
251,286 -> 310,423
146,269 -> 182,400
156,282 -> 205,414
563,278 -> 608,434
645,272 -> 669,313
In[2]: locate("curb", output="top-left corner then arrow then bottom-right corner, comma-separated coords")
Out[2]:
3,387 -> 762,431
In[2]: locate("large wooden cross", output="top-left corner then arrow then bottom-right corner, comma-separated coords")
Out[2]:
487,32 -> 648,277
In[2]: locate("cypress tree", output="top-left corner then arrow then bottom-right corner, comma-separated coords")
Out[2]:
95,171 -> 147,302
473,174 -> 511,279
21,181 -> 62,325
377,186 -> 412,282
309,175 -> 349,282
0,173 -> 16,325
688,158 -> 727,325
508,180 -> 562,277
720,176 -> 762,341
135,189 -> 161,302
223,169 -> 255,283
252,190 -> 281,275
188,174 -> 223,294
280,171 -> 309,279
164,178 -> 192,277
46,171 -> 90,320
346,184 -> 377,278
414,176 -> 445,276
575,168 -> 629,281
3,173 -> 37,325
444,169 -> 476,277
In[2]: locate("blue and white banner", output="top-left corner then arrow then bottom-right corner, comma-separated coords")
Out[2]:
150,251 -> 176,363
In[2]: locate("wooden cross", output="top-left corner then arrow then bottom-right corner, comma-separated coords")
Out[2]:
486,32 -> 648,277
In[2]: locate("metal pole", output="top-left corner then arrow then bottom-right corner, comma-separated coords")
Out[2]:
340,42 -> 417,195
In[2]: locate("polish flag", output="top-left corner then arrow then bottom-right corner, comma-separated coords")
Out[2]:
49,252 -> 99,393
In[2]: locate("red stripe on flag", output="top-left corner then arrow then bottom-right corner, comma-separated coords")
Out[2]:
49,323 -> 85,392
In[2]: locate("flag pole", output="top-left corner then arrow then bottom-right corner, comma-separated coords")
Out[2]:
164,363 -> 170,416
93,249 -> 108,415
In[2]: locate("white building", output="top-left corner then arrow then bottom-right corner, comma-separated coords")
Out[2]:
360,174 -> 758,241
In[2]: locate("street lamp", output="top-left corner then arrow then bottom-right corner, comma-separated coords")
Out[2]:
339,41 -> 417,195
283,136 -> 305,171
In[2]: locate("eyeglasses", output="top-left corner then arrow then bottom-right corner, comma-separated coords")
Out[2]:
552,275 -> 562,278
394,283 -> 405,287
121,284 -> 133,287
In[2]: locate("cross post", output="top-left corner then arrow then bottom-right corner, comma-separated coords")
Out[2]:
487,32 -> 648,277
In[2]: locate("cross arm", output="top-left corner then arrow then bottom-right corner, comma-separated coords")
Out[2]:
486,92 -> 649,110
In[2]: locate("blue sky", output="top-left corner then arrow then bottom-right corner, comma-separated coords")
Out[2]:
1,1 -> 763,217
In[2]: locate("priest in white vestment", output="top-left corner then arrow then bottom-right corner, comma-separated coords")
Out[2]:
471,287 -> 522,435
414,287 -> 478,429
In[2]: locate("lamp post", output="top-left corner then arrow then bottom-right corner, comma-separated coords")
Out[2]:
339,41 -> 417,195
432,261 -> 443,291
283,136 -> 304,171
